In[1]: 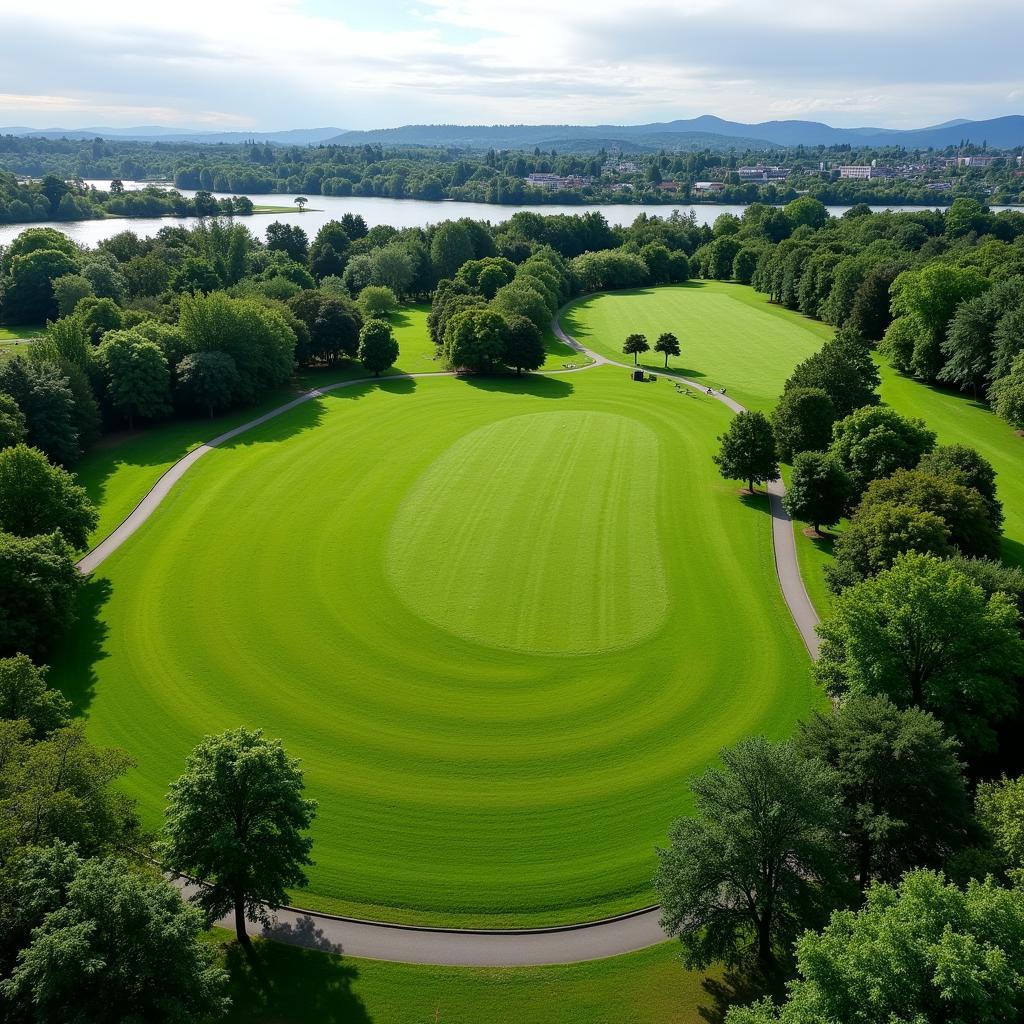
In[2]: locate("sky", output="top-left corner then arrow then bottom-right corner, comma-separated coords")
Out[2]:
0,0 -> 1022,131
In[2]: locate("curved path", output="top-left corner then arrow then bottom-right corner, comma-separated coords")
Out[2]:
77,314 -> 820,964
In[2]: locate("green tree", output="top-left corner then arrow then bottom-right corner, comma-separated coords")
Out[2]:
784,335 -> 880,416
770,387 -> 836,462
160,727 -> 317,946
654,331 -> 681,368
74,295 -> 124,343
2,855 -> 229,1023
171,254 -> 221,295
816,552 -> 1023,753
287,290 -> 362,365
727,871 -> 1024,1024
783,451 -> 852,534
52,273 -> 94,317
622,332 -> 650,364
0,721 -> 136,859
294,195 -> 308,212
358,284 -> 398,318
0,394 -> 27,450
991,349 -> 1024,430
857,468 -> 1000,559
358,318 -> 399,377
3,248 -> 79,323
430,221 -> 475,280
918,444 -> 1003,531
828,405 -> 936,492
976,776 -> 1024,881
0,653 -> 69,738
176,351 -> 240,418
442,308 -> 508,373
655,737 -> 843,969
502,313 -> 545,375
0,442 -> 97,548
794,694 -> 971,891
713,410 -> 780,494
0,357 -> 79,464
826,501 -> 953,591
98,330 -> 171,429
0,530 -> 79,659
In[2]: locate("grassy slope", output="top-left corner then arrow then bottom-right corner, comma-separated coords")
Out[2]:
53,366 -> 818,927
0,324 -> 45,342
560,281 -> 830,411
212,933 -> 717,1024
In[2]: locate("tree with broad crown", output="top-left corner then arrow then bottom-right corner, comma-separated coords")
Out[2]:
0,443 -> 97,548
358,318 -> 399,377
502,313 -> 545,375
2,854 -> 229,1023
294,195 -> 308,212
622,333 -> 650,364
726,871 -> 1024,1024
794,693 -> 972,892
828,404 -> 936,493
0,653 -> 70,738
770,386 -> 836,462
918,443 -> 1004,531
654,331 -> 681,367
0,357 -> 80,466
159,727 -> 317,946
991,349 -> 1024,430
713,410 -> 779,494
784,334 -> 880,417
97,330 -> 172,429
655,736 -> 845,970
825,501 -> 953,592
815,552 -> 1023,754
442,307 -> 508,373
782,451 -> 852,534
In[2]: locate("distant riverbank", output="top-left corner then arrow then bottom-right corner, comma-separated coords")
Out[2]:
0,182 -> 1014,249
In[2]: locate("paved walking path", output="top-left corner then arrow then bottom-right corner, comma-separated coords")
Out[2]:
80,316 -> 821,964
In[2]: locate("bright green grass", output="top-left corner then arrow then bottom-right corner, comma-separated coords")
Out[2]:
560,282 -> 829,411
73,304 -> 575,549
0,324 -> 44,341
213,934 -> 716,1024
53,366 -> 818,927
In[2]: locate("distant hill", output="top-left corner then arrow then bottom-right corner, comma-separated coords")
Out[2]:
0,126 -> 347,145
327,114 -> 1024,152
5,114 -> 1023,151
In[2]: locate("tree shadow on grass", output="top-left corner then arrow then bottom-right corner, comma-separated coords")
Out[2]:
739,489 -> 773,518
1001,535 -> 1024,570
462,373 -> 573,399
221,937 -> 371,1024
699,963 -> 789,1024
45,575 -> 112,717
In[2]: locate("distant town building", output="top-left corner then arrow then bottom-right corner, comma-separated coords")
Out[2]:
838,164 -> 895,180
692,181 -> 726,195
736,165 -> 789,182
525,173 -> 593,190
602,160 -> 639,174
925,181 -> 952,191
957,155 -> 997,168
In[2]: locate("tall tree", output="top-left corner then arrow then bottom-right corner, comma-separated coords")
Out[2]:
160,727 -> 317,946
713,411 -> 780,494
97,331 -> 172,429
175,351 -> 240,418
782,451 -> 852,534
0,653 -> 70,738
0,443 -> 97,547
770,386 -> 836,462
816,552 -> 1023,753
358,318 -> 399,377
622,333 -> 650,365
654,331 -> 681,368
794,694 -> 972,891
502,313 -> 546,375
828,405 -> 935,492
656,737 -> 844,969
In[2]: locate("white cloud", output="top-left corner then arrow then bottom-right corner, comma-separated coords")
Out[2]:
0,0 -> 1021,129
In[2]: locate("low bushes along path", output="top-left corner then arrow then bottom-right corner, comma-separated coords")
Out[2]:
75,314 -> 819,966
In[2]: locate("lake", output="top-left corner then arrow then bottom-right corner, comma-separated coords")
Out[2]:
0,181 -> 1012,249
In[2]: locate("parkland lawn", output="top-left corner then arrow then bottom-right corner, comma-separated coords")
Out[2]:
55,364 -> 818,927
213,934 -> 717,1024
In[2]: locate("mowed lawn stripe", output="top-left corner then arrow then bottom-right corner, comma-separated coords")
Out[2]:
52,367 -> 819,927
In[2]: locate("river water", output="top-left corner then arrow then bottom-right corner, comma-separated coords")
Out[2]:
0,180 -> 1011,249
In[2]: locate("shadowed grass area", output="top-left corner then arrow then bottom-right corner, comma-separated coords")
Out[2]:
54,366 -> 818,927
211,932 -> 718,1024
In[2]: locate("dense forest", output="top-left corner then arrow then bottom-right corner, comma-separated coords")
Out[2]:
2,134 -> 1022,210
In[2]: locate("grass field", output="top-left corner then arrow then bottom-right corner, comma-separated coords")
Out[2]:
0,324 -> 44,342
212,933 -> 724,1024
560,282 -> 830,411
74,304 -> 581,549
55,365 -> 818,927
